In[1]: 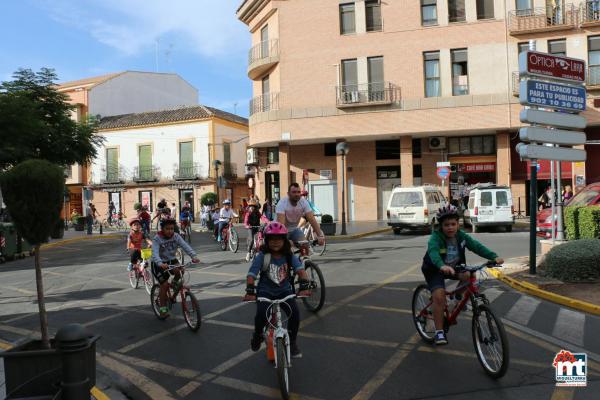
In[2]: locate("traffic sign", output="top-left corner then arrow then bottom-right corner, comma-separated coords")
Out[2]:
436,167 -> 450,180
519,127 -> 587,146
519,51 -> 585,83
436,161 -> 451,167
516,143 -> 586,162
520,109 -> 587,130
519,79 -> 586,112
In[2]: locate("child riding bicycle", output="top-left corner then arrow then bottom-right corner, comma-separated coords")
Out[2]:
244,199 -> 270,262
216,200 -> 238,242
421,204 -> 504,346
127,219 -> 153,271
180,201 -> 193,230
151,218 -> 199,318
243,222 -> 311,358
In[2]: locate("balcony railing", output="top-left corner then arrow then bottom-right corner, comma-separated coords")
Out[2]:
581,1 -> 600,25
336,82 -> 400,108
223,162 -> 238,179
508,5 -> 578,34
174,163 -> 206,180
248,39 -> 280,80
101,166 -> 124,184
249,92 -> 279,116
588,65 -> 600,87
133,165 -> 159,182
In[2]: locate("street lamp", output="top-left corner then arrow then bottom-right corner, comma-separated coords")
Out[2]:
212,159 -> 222,205
336,142 -> 349,236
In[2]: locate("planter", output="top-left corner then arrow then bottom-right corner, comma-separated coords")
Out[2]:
320,223 -> 336,236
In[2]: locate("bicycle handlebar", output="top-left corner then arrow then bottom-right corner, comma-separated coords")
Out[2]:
453,261 -> 500,273
256,294 -> 297,304
162,261 -> 196,271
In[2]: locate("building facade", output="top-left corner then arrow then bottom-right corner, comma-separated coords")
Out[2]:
89,106 -> 249,220
237,0 -> 600,221
58,71 -> 198,217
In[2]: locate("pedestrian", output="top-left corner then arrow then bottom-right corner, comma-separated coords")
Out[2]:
262,198 -> 273,221
86,202 -> 98,235
108,201 -> 116,225
538,185 -> 552,210
562,185 -> 574,203
171,202 -> 178,221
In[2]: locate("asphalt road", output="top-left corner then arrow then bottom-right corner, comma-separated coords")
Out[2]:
0,229 -> 598,400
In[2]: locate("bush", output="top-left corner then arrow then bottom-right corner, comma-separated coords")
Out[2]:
564,206 -> 582,241
577,206 -> 600,239
541,239 -> 600,282
201,192 -> 217,206
133,202 -> 142,211
321,214 -> 333,224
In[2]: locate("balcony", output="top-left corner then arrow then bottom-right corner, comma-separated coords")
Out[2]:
249,92 -> 279,116
174,163 -> 205,180
508,6 -> 578,35
133,165 -> 160,182
335,82 -> 400,108
587,65 -> 600,89
223,162 -> 238,179
101,166 -> 124,184
248,39 -> 279,80
581,1 -> 600,26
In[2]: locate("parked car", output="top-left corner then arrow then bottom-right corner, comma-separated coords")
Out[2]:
463,184 -> 514,232
387,185 -> 446,234
537,182 -> 600,238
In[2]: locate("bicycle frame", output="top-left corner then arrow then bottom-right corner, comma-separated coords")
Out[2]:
257,294 -> 295,369
444,273 -> 479,325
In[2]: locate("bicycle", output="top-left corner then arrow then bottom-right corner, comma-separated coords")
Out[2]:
128,247 -> 153,294
248,225 -> 266,261
246,294 -> 298,400
412,262 -> 509,379
220,221 -> 239,253
301,224 -> 326,256
150,261 -> 201,332
293,240 -> 325,313
180,219 -> 193,244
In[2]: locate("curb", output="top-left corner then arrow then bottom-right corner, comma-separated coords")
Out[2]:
327,227 -> 393,241
41,233 -> 124,250
488,268 -> 600,316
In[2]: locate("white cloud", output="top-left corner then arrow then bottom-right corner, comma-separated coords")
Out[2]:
45,0 -> 249,58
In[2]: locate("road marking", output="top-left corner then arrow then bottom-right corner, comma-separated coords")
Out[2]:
380,286 -> 410,292
190,269 -> 243,278
45,270 -> 128,286
505,295 -> 541,325
97,354 -> 176,400
212,376 -> 323,400
346,304 -> 411,314
203,301 -> 246,319
117,324 -> 187,353
176,381 -> 202,398
211,349 -> 256,374
551,387 -> 575,400
482,287 -> 504,303
197,290 -> 239,298
109,352 -> 201,379
0,339 -> 13,350
350,334 -> 420,400
552,308 -> 585,346
82,311 -> 130,328
0,324 -> 38,337
90,386 -> 110,400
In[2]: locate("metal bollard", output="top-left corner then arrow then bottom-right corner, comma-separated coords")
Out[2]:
99,223 -> 103,234
56,324 -> 91,400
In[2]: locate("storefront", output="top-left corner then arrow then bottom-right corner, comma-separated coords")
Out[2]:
448,159 -> 497,202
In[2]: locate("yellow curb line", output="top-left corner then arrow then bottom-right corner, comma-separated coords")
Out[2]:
0,340 -> 13,350
40,233 -> 124,250
488,268 -> 600,316
327,227 -> 393,241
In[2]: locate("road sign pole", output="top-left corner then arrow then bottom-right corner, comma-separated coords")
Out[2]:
556,161 -> 565,241
551,157 -> 556,243
530,160 -> 537,275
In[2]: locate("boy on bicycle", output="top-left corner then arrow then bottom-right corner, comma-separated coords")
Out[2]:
216,200 -> 238,242
180,201 -> 193,231
421,204 -> 503,345
151,218 -> 199,318
127,219 -> 153,271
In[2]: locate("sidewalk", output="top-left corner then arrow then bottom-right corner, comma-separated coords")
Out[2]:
40,228 -> 124,249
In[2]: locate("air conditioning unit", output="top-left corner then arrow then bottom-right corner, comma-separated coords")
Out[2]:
429,137 -> 446,150
246,148 -> 258,165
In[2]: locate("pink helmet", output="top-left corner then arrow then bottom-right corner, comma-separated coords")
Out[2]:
263,222 -> 288,236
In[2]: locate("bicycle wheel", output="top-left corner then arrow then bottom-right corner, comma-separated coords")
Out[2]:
143,268 -> 153,295
412,284 -> 436,344
472,304 -> 509,379
185,225 -> 192,244
311,230 -> 326,257
150,284 -> 168,320
220,236 -> 227,251
176,248 -> 185,264
229,228 -> 239,253
301,261 -> 326,313
276,337 -> 290,400
128,270 -> 139,289
182,291 -> 202,332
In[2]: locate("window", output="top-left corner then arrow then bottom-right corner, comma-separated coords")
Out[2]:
427,192 -> 437,204
482,136 -> 495,154
414,165 -> 423,185
106,148 -> 118,181
262,75 -> 270,112
518,42 -> 529,57
588,36 -> 600,85
412,138 -> 422,158
424,51 -> 441,97
548,39 -> 566,56
448,135 -> 496,155
376,140 -> 400,160
366,0 -> 382,31
223,142 -> 231,165
421,0 -> 438,25
451,49 -> 468,96
459,137 -> 471,155
138,145 -> 152,179
391,192 -> 423,207
377,166 -> 400,179
448,0 -> 466,22
471,136 -> 483,154
341,58 -> 358,101
340,3 -> 356,34
515,0 -> 532,14
476,0 -> 494,19
324,143 -> 337,156
267,147 -> 279,164
260,25 -> 269,58
368,56 -> 384,101
480,191 -> 493,206
496,191 -> 509,206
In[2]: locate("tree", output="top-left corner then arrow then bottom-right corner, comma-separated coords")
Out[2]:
0,68 -> 103,170
0,160 -> 65,348
201,192 -> 217,206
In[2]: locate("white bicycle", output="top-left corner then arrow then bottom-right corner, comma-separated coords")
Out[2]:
301,224 -> 326,256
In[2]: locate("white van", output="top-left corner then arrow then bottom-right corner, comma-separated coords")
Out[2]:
386,186 -> 446,234
463,184 -> 514,232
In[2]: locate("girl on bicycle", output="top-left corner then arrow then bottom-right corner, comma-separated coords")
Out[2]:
127,219 -> 152,271
243,222 -> 311,358
421,204 -> 504,345
244,199 -> 270,262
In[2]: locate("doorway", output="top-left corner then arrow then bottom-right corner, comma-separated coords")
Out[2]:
376,166 -> 401,220
308,180 -> 338,221
179,189 -> 195,219
265,172 -> 280,203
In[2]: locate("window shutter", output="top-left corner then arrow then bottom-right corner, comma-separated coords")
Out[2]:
139,145 -> 151,168
179,141 -> 193,167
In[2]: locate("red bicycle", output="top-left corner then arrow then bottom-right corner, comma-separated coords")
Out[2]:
128,247 -> 153,294
247,225 -> 266,261
412,262 -> 509,379
220,221 -> 239,253
180,219 -> 192,244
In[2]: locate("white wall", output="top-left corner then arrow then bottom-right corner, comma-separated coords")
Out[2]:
214,122 -> 250,178
90,121 -> 211,184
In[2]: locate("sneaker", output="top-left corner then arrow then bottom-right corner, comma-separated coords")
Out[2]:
217,235 -> 221,242
127,263 -> 133,272
290,342 -> 302,359
434,331 -> 448,346
159,306 -> 170,318
245,252 -> 251,262
251,332 -> 263,352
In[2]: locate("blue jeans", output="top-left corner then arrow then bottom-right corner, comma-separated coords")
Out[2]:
86,217 -> 93,234
217,221 -> 228,239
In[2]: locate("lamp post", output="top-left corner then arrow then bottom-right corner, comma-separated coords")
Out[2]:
212,159 -> 222,205
336,142 -> 349,236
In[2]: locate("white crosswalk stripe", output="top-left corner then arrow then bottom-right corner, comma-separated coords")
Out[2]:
482,287 -> 504,303
505,295 -> 541,326
552,308 -> 586,346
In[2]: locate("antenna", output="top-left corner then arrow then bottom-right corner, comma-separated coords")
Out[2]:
155,38 -> 160,72
233,102 -> 238,114
165,43 -> 174,71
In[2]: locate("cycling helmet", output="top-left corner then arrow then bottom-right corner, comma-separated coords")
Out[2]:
129,218 -> 141,226
223,199 -> 231,205
436,204 -> 459,222
248,199 -> 258,207
159,217 -> 177,229
264,222 -> 288,236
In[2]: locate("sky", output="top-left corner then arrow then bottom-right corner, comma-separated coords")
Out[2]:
0,0 -> 252,116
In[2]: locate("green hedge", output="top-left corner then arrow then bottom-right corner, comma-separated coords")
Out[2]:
541,239 -> 600,282
564,206 -> 582,241
578,206 -> 600,239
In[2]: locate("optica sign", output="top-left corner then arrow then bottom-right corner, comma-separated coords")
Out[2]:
519,51 -> 585,83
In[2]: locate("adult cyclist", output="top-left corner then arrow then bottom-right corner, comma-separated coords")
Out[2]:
276,183 -> 325,247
